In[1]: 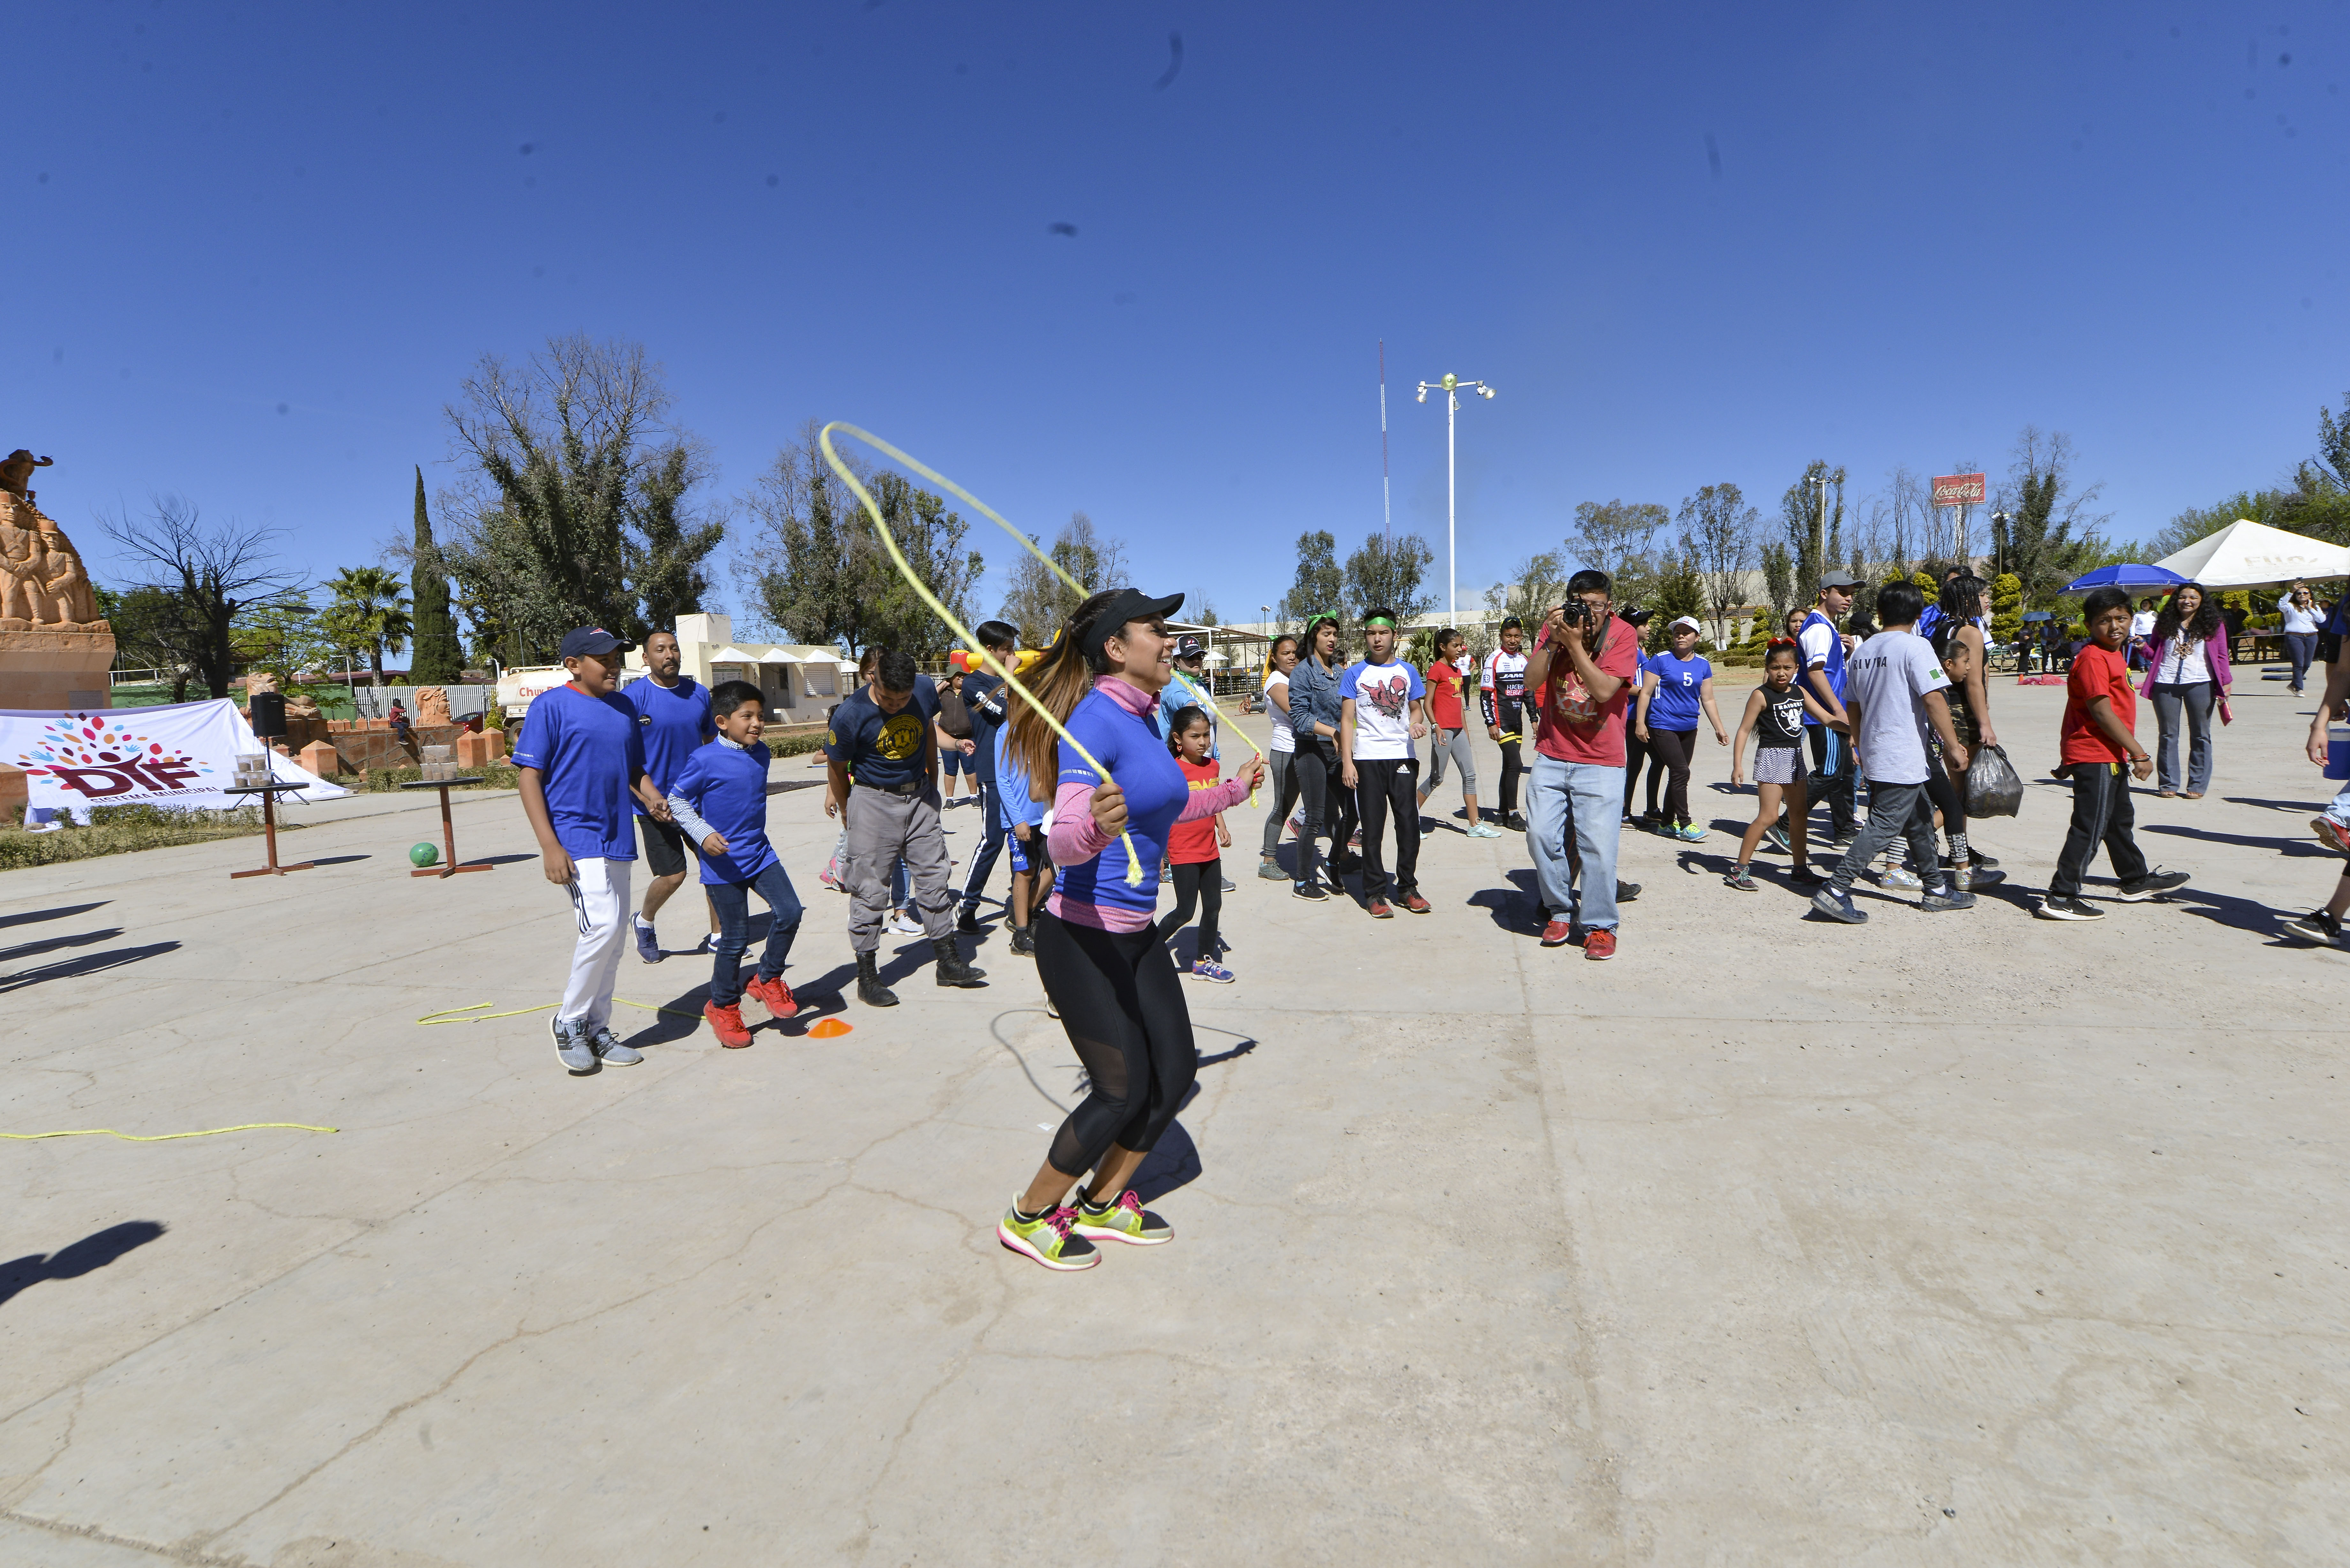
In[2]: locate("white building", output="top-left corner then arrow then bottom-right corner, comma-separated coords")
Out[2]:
621,614 -> 860,726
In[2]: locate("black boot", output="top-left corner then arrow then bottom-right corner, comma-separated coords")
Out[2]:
856,950 -> 898,1008
934,940 -> 988,988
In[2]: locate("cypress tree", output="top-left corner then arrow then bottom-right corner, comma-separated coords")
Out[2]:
408,466 -> 465,682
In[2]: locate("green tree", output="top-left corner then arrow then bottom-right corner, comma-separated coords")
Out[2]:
1990,573 -> 2024,645
442,335 -> 719,663
407,466 -> 465,683
232,598 -> 337,691
625,441 -> 726,639
1647,548 -> 1705,648
1677,482 -> 1755,646
99,499 -> 298,699
998,511 -> 1130,642
2000,427 -> 2112,607
854,471 -> 983,657
1778,461 -> 1846,601
323,566 -> 413,686
1343,531 -> 1436,622
1487,550 -> 1567,623
1277,530 -> 1344,634
98,582 -> 209,700
1760,540 -> 1794,623
1566,499 -> 1671,603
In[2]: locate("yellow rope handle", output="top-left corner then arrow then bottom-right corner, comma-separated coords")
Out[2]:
821,425 -> 1271,808
3,1123 -> 337,1142
417,999 -> 702,1027
820,423 -> 1153,887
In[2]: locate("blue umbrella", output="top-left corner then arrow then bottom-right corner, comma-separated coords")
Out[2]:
2060,563 -> 2187,594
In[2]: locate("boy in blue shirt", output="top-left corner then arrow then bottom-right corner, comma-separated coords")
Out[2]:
666,680 -> 803,1048
514,626 -> 673,1075
625,629 -> 719,964
995,709 -> 1053,955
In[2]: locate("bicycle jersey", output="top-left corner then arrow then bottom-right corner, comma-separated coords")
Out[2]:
1480,649 -> 1528,730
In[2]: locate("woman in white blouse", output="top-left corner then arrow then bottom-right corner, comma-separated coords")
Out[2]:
2139,581 -> 2233,799
2280,583 -> 2323,696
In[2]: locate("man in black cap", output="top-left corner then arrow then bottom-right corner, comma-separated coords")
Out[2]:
514,627 -> 671,1075
1778,571 -> 1860,849
1158,632 -> 1219,759
824,647 -> 986,1006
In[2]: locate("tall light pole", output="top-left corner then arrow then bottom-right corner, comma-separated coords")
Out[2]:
1811,471 -> 1831,583
1415,372 -> 1496,620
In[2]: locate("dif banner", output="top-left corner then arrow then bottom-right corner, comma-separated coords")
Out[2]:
2,699 -> 350,821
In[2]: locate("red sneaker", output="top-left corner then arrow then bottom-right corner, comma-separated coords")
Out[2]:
1368,898 -> 1394,919
704,999 -> 753,1048
1401,893 -> 1431,914
745,972 -> 798,1020
1583,928 -> 1617,961
2313,816 -> 2350,856
1541,918 -> 1576,947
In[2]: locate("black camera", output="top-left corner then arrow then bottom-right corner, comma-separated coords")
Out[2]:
1558,598 -> 1594,628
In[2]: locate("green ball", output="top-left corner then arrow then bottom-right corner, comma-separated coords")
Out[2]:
409,841 -> 440,867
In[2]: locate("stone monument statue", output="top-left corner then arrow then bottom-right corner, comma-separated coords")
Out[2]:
1,450 -> 120,817
0,451 -> 107,632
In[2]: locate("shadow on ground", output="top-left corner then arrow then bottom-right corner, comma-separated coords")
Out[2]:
1,1221 -> 167,1309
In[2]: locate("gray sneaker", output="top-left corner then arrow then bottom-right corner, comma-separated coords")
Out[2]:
587,1023 -> 643,1067
551,1015 -> 599,1074
1919,888 -> 1977,912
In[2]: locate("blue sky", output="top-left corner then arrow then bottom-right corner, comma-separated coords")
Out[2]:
17,1 -> 2347,637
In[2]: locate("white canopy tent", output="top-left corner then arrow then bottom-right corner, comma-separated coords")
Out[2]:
2154,519 -> 2350,589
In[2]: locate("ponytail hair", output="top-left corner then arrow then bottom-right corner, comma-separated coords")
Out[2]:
1006,588 -> 1126,803
1263,633 -> 1297,680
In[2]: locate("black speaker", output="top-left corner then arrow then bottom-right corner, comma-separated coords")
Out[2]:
249,691 -> 287,739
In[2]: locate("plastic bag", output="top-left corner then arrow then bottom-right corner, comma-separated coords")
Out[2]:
1965,743 -> 2024,818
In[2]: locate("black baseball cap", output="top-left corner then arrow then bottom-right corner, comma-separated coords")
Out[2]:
1173,633 -> 1207,660
1081,590 -> 1185,660
1817,570 -> 1862,591
559,626 -> 635,659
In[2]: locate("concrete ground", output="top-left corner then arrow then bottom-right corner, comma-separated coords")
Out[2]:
3,669 -> 2345,1565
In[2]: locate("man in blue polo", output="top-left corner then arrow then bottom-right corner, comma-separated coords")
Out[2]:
1789,570 -> 1859,848
625,629 -> 720,963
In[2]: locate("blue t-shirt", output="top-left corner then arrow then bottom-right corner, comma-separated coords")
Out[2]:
1055,688 -> 1188,921
823,675 -> 938,789
670,740 -> 779,886
995,725 -> 1046,830
1157,671 -> 1218,759
624,674 -> 715,814
1643,652 -> 1711,731
964,670 -> 1008,783
1797,609 -> 1850,728
512,684 -> 645,862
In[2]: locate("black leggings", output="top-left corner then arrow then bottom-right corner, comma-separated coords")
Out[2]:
1496,738 -> 1524,817
1291,740 -> 1357,884
1923,747 -> 1967,860
1644,727 -> 1696,825
1153,858 -> 1223,957
1622,725 -> 1648,818
1035,914 -> 1195,1179
1257,750 -> 1299,859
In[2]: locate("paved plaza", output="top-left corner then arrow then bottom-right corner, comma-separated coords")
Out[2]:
3,676 -> 2346,1564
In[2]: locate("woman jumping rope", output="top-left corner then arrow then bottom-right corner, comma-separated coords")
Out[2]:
996,588 -> 1263,1271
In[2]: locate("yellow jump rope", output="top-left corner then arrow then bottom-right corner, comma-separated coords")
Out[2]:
817,422 -> 1269,893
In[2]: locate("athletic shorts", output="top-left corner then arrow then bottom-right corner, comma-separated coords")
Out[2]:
1007,827 -> 1050,875
638,814 -> 698,879
1754,747 -> 1805,786
941,748 -> 972,776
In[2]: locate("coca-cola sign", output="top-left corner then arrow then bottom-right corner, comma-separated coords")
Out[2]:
1931,472 -> 1986,506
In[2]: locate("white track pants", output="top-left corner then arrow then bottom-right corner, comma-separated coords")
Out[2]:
560,856 -> 632,1029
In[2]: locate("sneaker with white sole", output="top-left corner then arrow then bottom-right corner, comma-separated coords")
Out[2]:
551,1015 -> 599,1074
586,1023 -> 643,1066
633,917 -> 662,964
1189,960 -> 1235,983
1071,1189 -> 1172,1245
998,1200 -> 1099,1270
886,910 -> 923,936
2035,894 -> 2104,921
2311,817 -> 2350,856
1875,864 -> 1923,890
1810,886 -> 1868,923
2283,908 -> 2344,944
2114,869 -> 2191,902
1466,821 -> 1502,839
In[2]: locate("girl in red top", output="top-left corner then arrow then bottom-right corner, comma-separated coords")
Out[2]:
1154,707 -> 1234,981
1416,627 -> 1498,837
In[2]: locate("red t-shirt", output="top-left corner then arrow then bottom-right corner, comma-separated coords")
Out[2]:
1425,659 -> 1466,730
1530,617 -> 1642,766
1166,756 -> 1224,864
2061,642 -> 2138,764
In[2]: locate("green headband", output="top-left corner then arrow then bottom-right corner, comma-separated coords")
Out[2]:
1363,615 -> 1396,629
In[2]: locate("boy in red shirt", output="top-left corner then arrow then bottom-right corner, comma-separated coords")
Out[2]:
1522,570 -> 1644,959
2040,586 -> 2190,920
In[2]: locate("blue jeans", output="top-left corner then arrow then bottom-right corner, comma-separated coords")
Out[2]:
1527,753 -> 1623,931
706,861 -> 804,1006
958,778 -> 1007,914
2150,681 -> 2214,794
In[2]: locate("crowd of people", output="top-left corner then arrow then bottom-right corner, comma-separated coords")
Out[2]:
503,565 -> 2350,1269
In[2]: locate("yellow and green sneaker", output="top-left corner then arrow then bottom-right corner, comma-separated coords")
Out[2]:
997,1199 -> 1100,1271
1070,1189 -> 1172,1247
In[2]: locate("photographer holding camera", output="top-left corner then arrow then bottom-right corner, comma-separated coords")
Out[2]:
1521,569 -> 1643,959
